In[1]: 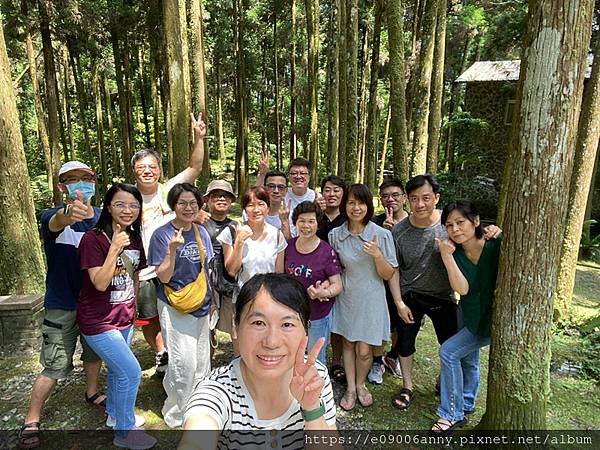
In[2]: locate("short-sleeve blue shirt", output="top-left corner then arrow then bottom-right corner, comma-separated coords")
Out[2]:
148,222 -> 214,317
41,206 -> 101,310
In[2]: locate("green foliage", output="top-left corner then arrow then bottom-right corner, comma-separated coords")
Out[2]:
436,171 -> 499,220
30,174 -> 54,218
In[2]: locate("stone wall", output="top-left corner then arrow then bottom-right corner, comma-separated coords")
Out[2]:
0,295 -> 44,350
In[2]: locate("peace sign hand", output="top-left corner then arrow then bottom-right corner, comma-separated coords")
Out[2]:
279,200 -> 292,223
383,206 -> 396,230
363,235 -> 382,258
190,112 -> 207,139
290,336 -> 325,411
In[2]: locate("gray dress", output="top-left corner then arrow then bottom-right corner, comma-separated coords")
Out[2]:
329,221 -> 398,345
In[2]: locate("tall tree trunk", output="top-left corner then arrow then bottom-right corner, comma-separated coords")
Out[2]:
188,0 -> 210,189
326,0 -> 339,175
337,0 -> 347,177
305,0 -> 320,184
426,0 -> 445,174
357,17 -> 371,183
410,0 -> 438,176
273,7 -> 282,170
233,0 -> 248,195
92,68 -> 108,197
554,35 -> 600,322
387,0 -> 408,181
163,0 -> 192,175
215,64 -> 225,160
405,0 -> 425,139
379,100 -> 392,186
39,0 -> 62,205
66,38 -> 92,159
111,22 -> 134,181
58,48 -> 73,161
480,0 -> 594,430
344,0 -> 359,180
290,0 -> 298,160
137,48 -> 152,148
102,72 -> 120,177
0,17 -> 46,294
25,32 -> 53,192
365,0 -> 383,191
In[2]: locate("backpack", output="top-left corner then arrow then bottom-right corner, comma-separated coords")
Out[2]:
208,224 -> 237,298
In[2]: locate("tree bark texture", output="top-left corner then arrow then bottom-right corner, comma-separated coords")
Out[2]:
337,0 -> 348,177
164,0 -> 192,175
554,35 -> 600,321
25,32 -> 53,193
326,0 -> 339,175
290,0 -> 298,160
39,0 -> 63,205
0,18 -> 46,294
305,0 -> 320,185
344,0 -> 359,180
357,19 -> 371,183
426,0 -> 446,174
93,69 -> 108,197
233,0 -> 248,195
410,0 -> 438,176
480,0 -> 594,430
386,0 -> 408,181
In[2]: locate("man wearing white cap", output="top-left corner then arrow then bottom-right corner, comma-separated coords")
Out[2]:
131,113 -> 207,376
18,161 -> 104,449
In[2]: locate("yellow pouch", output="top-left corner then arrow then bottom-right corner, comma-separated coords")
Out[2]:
164,225 -> 208,314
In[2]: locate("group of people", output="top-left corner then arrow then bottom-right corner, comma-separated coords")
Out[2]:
17,114 -> 503,450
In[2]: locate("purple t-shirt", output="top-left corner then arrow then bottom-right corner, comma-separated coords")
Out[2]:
284,238 -> 343,320
77,229 -> 146,335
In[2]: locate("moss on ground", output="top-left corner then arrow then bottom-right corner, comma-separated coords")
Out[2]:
0,265 -> 598,445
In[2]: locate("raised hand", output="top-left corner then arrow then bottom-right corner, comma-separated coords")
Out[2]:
279,200 -> 292,223
235,224 -> 254,244
289,336 -> 325,411
315,194 -> 326,211
483,224 -> 502,240
69,190 -> 91,223
307,280 -> 323,300
191,112 -> 207,139
383,206 -> 396,230
435,238 -> 456,257
169,228 -> 185,250
194,209 -> 211,225
258,149 -> 270,176
362,235 -> 382,258
111,223 -> 130,254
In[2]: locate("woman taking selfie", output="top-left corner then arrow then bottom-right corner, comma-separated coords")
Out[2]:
179,273 -> 336,450
78,183 -> 155,449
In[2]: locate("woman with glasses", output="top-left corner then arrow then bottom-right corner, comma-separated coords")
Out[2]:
148,183 -> 214,428
77,183 -> 156,449
217,186 -> 287,353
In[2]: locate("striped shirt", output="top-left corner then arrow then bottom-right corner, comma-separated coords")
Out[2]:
184,358 -> 336,449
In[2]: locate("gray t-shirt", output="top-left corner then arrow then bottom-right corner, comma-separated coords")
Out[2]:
392,218 -> 454,301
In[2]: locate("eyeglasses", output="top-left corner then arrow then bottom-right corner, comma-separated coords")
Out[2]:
111,202 -> 141,211
210,192 -> 232,200
134,164 -> 160,173
289,171 -> 309,177
63,175 -> 94,184
266,183 -> 287,191
176,200 -> 199,209
381,192 -> 404,200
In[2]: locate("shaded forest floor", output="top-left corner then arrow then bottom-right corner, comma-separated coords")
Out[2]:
0,265 -> 598,449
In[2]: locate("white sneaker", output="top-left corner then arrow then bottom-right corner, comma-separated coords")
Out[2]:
367,361 -> 385,384
106,414 -> 145,428
113,429 -> 157,450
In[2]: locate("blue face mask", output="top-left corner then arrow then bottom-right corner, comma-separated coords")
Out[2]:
66,181 -> 96,202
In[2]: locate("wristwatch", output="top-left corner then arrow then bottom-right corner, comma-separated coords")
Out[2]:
301,401 -> 325,422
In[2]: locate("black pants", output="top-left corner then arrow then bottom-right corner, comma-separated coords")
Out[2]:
392,291 -> 458,358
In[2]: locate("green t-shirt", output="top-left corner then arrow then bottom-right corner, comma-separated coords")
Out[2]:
454,237 -> 502,338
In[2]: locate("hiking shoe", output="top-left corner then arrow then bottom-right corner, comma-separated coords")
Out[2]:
113,429 -> 157,450
383,354 -> 402,378
367,361 -> 385,384
106,414 -> 145,428
155,350 -> 168,377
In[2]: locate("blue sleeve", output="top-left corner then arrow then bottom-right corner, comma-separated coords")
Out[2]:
40,207 -> 63,240
148,226 -> 170,267
200,226 -> 214,263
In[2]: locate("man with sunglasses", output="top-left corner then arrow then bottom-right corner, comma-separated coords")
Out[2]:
19,161 -> 104,449
131,113 -> 207,377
